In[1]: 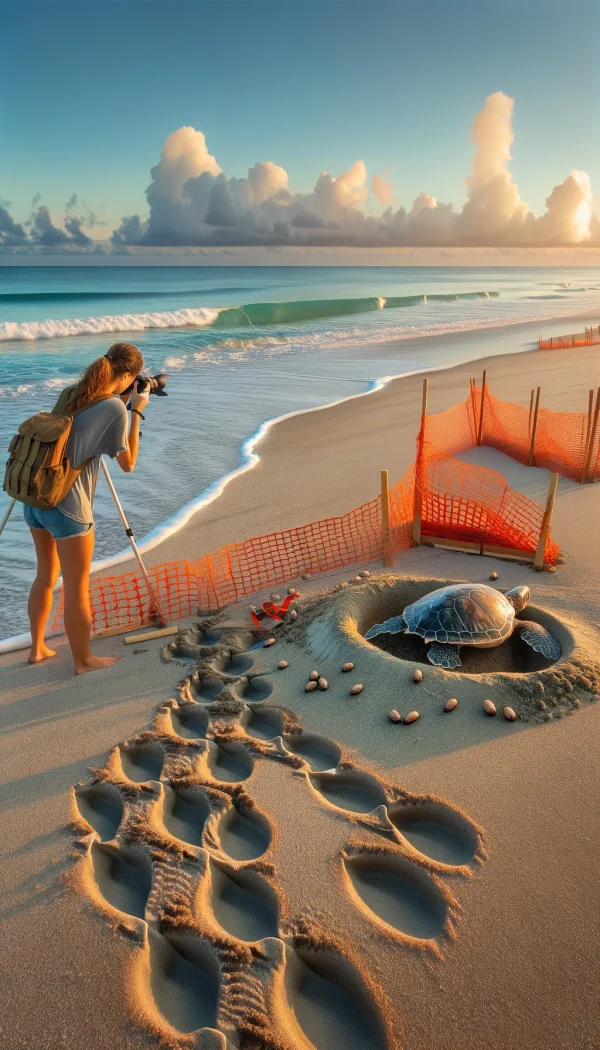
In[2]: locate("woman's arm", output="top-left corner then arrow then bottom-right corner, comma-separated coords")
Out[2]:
116,388 -> 149,473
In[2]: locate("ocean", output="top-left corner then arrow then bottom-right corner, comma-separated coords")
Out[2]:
1,264 -> 599,644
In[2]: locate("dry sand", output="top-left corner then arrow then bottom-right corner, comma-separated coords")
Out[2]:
1,337 -> 600,1050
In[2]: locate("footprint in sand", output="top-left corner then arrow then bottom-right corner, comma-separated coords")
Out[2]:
74,783 -> 123,841
71,616 -> 486,1050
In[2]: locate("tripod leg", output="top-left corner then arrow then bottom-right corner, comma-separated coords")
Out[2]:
100,458 -> 166,626
0,498 -> 16,540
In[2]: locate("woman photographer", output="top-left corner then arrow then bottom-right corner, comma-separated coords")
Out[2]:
25,341 -> 149,675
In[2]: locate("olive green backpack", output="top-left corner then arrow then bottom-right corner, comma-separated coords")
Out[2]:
3,389 -> 111,509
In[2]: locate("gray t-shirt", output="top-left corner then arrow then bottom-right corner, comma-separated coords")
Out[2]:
58,397 -> 128,523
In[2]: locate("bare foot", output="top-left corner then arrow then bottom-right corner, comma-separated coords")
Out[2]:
74,655 -> 122,675
28,644 -> 57,664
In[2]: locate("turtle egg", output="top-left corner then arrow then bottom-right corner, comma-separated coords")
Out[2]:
389,709 -> 402,723
413,669 -> 423,683
290,610 -> 298,620
264,638 -> 276,648
318,677 -> 328,690
309,671 -> 319,681
404,711 -> 420,724
503,706 -> 517,721
305,681 -> 318,692
489,571 -> 498,581
444,698 -> 458,712
278,661 -> 288,670
350,684 -> 363,695
483,699 -> 497,716
342,662 -> 354,672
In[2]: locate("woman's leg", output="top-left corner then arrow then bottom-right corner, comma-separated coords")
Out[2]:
56,528 -> 121,675
27,527 -> 60,663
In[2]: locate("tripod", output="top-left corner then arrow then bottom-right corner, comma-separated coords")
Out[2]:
0,457 -> 165,628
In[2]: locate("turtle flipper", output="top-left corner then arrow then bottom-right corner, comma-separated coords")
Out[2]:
518,621 -> 562,661
365,614 -> 407,641
427,642 -> 462,669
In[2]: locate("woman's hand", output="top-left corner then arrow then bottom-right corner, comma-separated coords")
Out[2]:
130,387 -> 150,413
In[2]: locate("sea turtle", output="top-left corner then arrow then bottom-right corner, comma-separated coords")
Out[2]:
364,583 -> 561,669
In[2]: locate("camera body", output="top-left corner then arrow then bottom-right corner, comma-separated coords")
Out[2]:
123,373 -> 168,398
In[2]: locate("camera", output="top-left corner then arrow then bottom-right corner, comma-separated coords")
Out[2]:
124,373 -> 168,398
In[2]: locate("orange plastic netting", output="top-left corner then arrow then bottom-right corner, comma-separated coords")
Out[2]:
538,326 -> 600,350
48,382 -> 597,636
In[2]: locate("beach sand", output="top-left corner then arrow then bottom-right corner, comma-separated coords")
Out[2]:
1,337 -> 600,1050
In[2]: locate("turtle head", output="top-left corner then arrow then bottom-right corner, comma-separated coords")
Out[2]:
505,585 -> 530,614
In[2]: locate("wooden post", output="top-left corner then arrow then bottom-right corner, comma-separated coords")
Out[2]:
476,369 -> 487,446
581,387 -> 600,484
533,473 -> 559,570
582,389 -> 594,481
528,386 -> 541,466
469,378 -> 477,438
411,378 -> 429,546
380,469 -> 392,567
528,388 -> 534,434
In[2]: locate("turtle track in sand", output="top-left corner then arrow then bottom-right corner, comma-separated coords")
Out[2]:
70,612 -> 488,1050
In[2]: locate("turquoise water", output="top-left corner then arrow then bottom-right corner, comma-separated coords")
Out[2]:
0,264 -> 599,641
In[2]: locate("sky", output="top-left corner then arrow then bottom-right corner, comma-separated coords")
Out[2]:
1,0 -> 600,257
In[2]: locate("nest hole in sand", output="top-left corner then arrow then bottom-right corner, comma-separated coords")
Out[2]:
360,579 -> 567,675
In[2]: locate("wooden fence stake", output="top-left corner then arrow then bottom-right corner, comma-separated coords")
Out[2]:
534,473 -> 559,570
469,378 -> 478,438
528,389 -> 534,434
581,387 -> 600,484
380,469 -> 392,567
476,370 -> 487,445
582,389 -> 594,481
528,386 -> 541,466
411,377 -> 428,546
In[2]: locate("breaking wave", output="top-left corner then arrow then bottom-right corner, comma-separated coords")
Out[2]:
0,290 -> 499,342
0,307 -> 220,342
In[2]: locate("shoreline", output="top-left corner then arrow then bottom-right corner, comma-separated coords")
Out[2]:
90,306 -> 600,571
104,308 -> 600,564
1,309 -> 599,654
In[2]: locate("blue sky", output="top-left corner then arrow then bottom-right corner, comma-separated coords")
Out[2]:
1,0 -> 599,242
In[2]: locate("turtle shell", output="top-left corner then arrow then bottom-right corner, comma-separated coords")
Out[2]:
403,583 -> 515,646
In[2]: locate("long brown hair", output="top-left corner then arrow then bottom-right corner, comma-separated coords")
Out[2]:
68,342 -> 143,412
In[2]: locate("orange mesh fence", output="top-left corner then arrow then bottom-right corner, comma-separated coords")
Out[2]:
539,326 -> 600,350
420,444 -> 560,564
47,382 -> 594,638
481,388 -> 598,482
50,496 -> 388,635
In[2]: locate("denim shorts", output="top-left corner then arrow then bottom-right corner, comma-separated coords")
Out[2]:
23,504 -> 93,540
